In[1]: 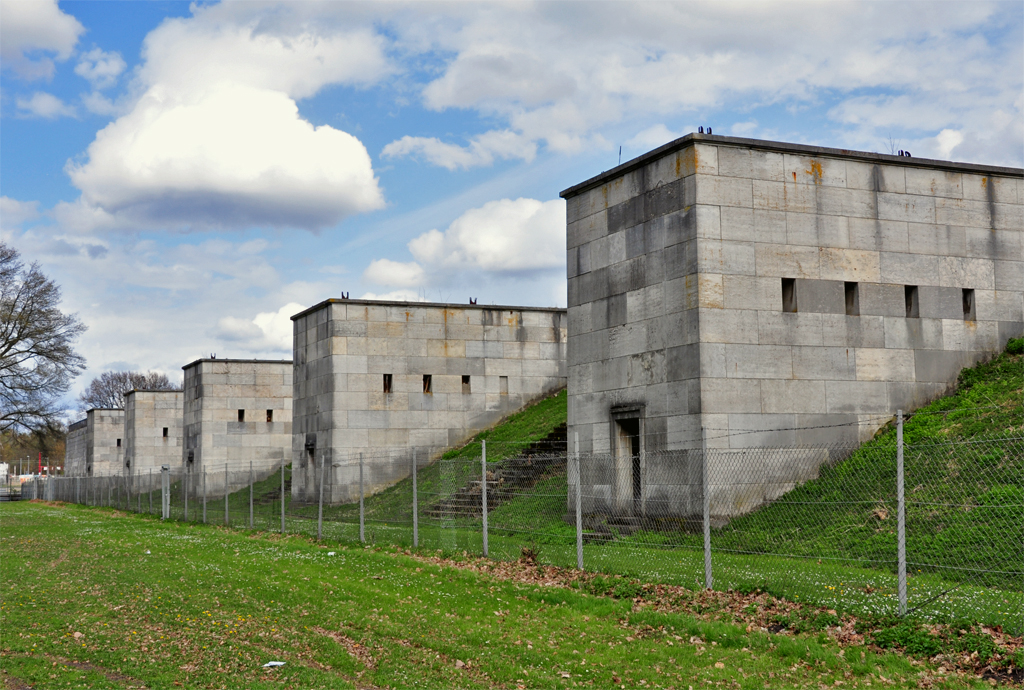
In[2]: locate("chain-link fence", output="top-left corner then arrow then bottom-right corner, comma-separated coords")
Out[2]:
35,422 -> 1022,632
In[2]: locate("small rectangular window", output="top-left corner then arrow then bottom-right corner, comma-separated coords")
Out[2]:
905,285 -> 919,318
962,288 -> 976,321
237,409 -> 245,422
462,375 -> 471,394
266,409 -> 273,423
844,282 -> 860,316
383,373 -> 393,394
116,438 -> 121,447
422,374 -> 432,394
781,278 -> 797,313
499,376 -> 509,395
162,427 -> 168,438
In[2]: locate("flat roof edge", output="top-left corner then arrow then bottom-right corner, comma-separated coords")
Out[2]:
182,358 -> 293,370
124,389 -> 184,395
560,133 -> 1024,199
292,298 -> 568,321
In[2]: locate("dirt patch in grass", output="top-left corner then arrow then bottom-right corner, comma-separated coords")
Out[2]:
1,650 -> 139,685
409,548 -> 1024,684
312,626 -> 376,669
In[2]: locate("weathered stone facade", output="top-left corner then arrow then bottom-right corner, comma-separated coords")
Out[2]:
291,299 -> 567,503
123,390 -> 184,481
562,133 -> 1023,517
181,359 -> 292,494
65,419 -> 87,476
64,409 -> 125,477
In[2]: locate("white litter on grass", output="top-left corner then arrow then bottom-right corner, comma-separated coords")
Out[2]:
145,550 -> 151,555
263,661 -> 286,668
327,552 -> 336,556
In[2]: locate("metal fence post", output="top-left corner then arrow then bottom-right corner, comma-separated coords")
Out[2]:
161,465 -> 170,519
702,427 -> 713,590
412,449 -> 418,548
249,461 -> 254,530
359,453 -> 365,543
897,410 -> 907,617
317,455 -> 325,541
184,469 -> 189,521
148,469 -> 152,515
575,432 -> 583,570
481,440 -> 488,558
280,462 -> 285,534
224,463 -> 229,526
202,466 -> 207,523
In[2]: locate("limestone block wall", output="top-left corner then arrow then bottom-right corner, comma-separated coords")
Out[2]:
124,390 -> 183,485
64,419 -> 87,476
181,359 -> 292,495
562,133 -> 1023,518
67,409 -> 124,477
292,299 -> 567,503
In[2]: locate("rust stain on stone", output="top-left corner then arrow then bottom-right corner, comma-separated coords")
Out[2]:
806,160 -> 823,184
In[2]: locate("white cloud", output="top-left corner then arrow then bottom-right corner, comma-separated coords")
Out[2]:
364,196 -> 566,297
407,198 -> 566,273
137,8 -> 391,100
363,259 -> 426,288
382,129 -> 537,170
625,124 -> 686,151
935,129 -> 966,159
0,197 -> 40,232
74,48 -> 126,89
382,2 -> 1021,167
358,289 -> 428,302
68,83 -> 385,230
66,4 -> 392,231
215,302 -> 305,352
0,0 -> 83,80
16,91 -> 76,119
6,227 -> 334,393
81,91 -> 120,116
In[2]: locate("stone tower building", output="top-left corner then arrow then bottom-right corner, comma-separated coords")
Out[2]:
63,408 -> 125,477
291,299 -> 567,503
561,134 -> 1022,517
181,358 -> 292,494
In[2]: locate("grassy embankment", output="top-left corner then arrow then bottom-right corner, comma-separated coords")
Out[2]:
77,343 -> 1023,631
1,500 -> 1013,690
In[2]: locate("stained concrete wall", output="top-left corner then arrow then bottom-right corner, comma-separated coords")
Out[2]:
65,419 -> 87,476
181,359 -> 292,495
562,133 -> 1023,517
123,390 -> 183,483
291,299 -> 567,503
63,409 -> 125,477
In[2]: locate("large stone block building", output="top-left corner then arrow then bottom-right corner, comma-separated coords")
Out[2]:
64,409 -> 125,477
181,359 -> 292,494
123,390 -> 184,482
64,419 -> 87,476
561,133 -> 1022,517
291,299 -> 567,503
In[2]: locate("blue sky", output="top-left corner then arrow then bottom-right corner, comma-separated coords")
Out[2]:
1,0 -> 1022,404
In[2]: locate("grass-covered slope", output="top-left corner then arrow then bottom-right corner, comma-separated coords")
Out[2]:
340,388 -> 568,522
704,338 -> 1023,589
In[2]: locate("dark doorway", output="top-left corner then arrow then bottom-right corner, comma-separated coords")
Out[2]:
616,417 -> 642,514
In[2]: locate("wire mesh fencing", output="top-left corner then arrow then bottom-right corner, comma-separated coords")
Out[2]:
36,424 -> 1022,632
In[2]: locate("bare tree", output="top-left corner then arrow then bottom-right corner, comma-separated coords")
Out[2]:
77,370 -> 180,411
0,243 -> 87,433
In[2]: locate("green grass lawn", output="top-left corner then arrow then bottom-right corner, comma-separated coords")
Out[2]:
1,501 -> 1012,689
111,346 -> 1022,635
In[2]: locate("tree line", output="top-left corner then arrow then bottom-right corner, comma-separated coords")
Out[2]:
1,242 -> 179,471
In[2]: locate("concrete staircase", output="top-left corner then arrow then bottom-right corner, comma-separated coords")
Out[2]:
427,424 -> 567,519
